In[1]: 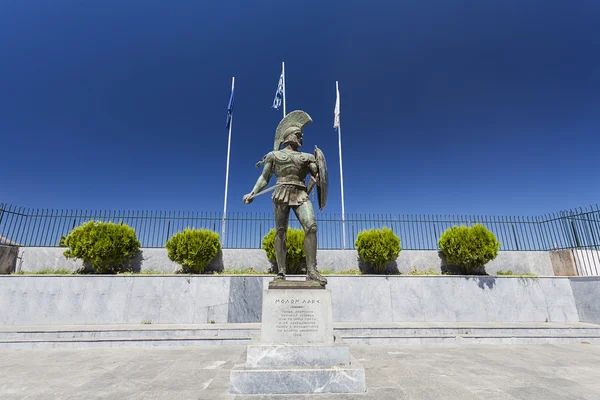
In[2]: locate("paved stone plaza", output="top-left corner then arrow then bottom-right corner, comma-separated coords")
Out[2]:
1,344 -> 599,399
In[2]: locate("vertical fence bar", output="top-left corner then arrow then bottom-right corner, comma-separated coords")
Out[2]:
511,221 -> 519,251
1,205 -> 599,271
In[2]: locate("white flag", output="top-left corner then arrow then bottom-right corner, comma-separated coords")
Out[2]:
333,81 -> 340,129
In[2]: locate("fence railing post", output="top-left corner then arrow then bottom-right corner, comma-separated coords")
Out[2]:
571,220 -> 581,248
0,205 -> 5,230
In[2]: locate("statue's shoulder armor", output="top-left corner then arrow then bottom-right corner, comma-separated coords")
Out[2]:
272,150 -> 292,162
255,151 -> 275,168
291,152 -> 315,164
303,152 -> 316,163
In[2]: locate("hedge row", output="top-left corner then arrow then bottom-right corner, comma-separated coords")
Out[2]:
59,221 -> 500,275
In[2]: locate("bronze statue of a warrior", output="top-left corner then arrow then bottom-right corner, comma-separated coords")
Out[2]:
243,110 -> 328,286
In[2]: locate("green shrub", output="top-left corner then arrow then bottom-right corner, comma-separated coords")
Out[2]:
262,228 -> 306,274
62,221 -> 140,274
355,228 -> 401,274
438,224 -> 500,274
165,228 -> 220,274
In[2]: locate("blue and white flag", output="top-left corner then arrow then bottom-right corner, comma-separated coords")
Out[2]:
272,70 -> 284,110
225,86 -> 235,129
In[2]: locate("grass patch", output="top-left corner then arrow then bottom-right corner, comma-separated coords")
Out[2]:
118,270 -> 166,275
336,269 -> 362,275
316,269 -> 362,275
217,268 -> 270,275
496,270 -> 538,277
12,268 -> 73,275
406,268 -> 440,275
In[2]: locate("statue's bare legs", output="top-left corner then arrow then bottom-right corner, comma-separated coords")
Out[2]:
273,203 -> 290,278
273,200 -> 327,286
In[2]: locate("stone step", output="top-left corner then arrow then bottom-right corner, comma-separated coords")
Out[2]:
3,333 -> 600,349
1,322 -> 599,340
336,323 -> 600,337
341,334 -> 600,345
1,322 -> 600,348
0,336 -> 252,349
0,323 -> 260,340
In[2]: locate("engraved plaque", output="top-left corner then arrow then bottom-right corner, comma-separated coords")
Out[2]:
261,289 -> 334,344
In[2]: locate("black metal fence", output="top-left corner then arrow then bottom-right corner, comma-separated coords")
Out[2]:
1,203 -> 599,251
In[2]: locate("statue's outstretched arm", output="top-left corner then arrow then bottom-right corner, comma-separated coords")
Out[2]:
243,158 -> 273,204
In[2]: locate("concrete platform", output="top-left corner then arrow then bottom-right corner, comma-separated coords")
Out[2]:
1,344 -> 600,399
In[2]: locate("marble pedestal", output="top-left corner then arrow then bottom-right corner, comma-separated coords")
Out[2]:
229,287 -> 366,395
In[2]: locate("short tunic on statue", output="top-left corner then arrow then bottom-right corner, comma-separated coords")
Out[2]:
272,183 -> 309,206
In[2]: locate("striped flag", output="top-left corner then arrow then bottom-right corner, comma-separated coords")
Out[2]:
272,69 -> 284,110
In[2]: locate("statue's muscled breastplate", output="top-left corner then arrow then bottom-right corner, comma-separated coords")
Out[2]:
272,151 -> 310,186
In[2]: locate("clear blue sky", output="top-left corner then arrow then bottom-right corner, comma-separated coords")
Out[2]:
1,0 -> 599,216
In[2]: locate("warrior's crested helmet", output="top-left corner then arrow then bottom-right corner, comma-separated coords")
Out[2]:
273,110 -> 312,151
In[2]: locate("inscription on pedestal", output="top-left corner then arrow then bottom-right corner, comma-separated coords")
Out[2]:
261,289 -> 334,344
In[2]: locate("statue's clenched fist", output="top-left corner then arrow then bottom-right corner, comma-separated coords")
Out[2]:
243,193 -> 254,204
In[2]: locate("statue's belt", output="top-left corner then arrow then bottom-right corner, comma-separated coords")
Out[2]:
276,178 -> 306,187
252,180 -> 309,198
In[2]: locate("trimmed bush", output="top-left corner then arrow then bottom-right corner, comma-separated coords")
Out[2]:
262,228 -> 306,274
62,221 -> 141,274
355,227 -> 401,274
165,228 -> 220,274
438,224 -> 500,274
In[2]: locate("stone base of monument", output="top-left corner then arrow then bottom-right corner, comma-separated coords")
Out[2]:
245,341 -> 351,368
229,287 -> 366,395
229,356 -> 366,394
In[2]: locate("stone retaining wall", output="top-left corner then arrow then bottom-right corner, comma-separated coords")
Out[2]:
570,277 -> 600,324
1,275 -> 596,325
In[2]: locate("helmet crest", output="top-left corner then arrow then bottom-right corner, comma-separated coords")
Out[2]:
273,110 -> 312,151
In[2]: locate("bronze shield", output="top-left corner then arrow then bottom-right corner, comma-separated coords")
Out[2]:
314,146 -> 328,210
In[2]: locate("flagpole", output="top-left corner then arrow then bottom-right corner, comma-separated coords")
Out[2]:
282,61 -> 286,117
221,76 -> 235,246
336,81 -> 347,249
